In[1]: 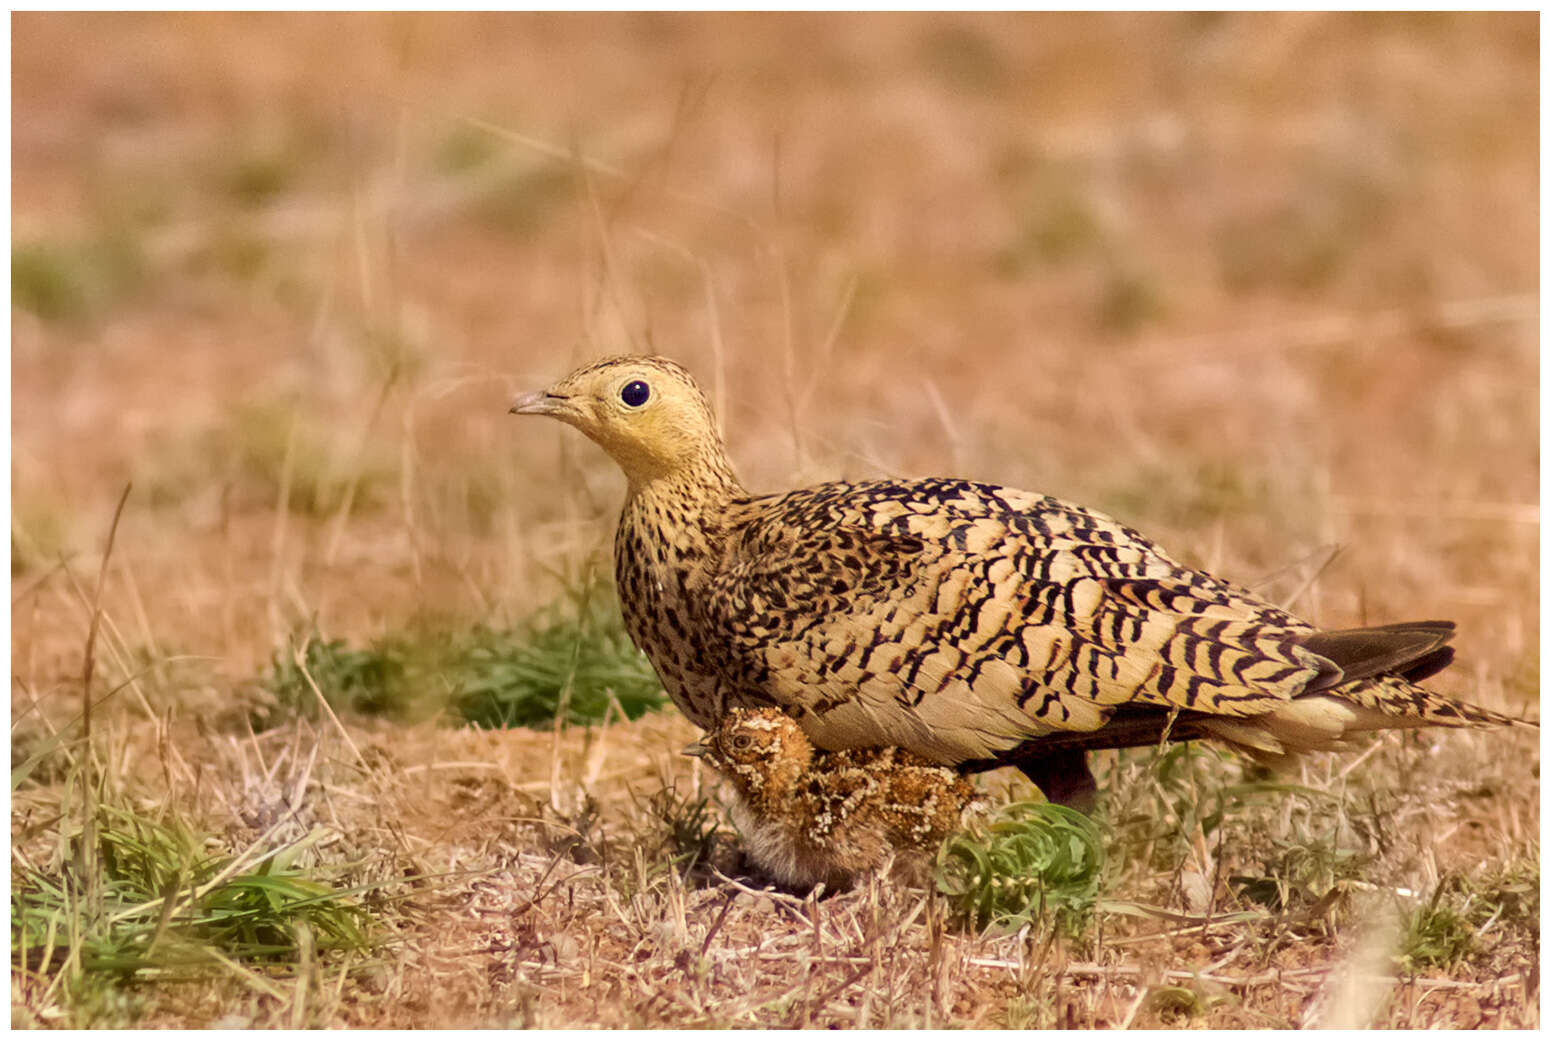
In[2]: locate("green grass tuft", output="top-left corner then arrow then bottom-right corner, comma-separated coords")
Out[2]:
638,783 -> 722,877
1399,892 -> 1475,971
452,584 -> 665,729
11,493 -> 72,575
1397,867 -> 1539,973
12,800 -> 376,1004
223,401 -> 384,517
259,582 -> 666,730
263,632 -> 414,723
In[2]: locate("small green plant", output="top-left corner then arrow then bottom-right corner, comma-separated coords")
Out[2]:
1393,872 -> 1530,973
452,585 -> 665,729
263,632 -> 413,724
13,242 -> 94,321
1104,742 -> 1243,880
1147,984 -> 1214,1023
935,801 -> 1104,934
1107,742 -> 1373,917
11,493 -> 72,575
258,582 -> 667,730
1399,894 -> 1474,971
1100,460 -> 1288,535
638,782 -> 721,876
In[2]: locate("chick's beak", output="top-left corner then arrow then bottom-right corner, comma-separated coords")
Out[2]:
681,738 -> 710,758
509,389 -> 568,416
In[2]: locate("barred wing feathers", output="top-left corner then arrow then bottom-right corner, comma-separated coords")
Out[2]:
699,478 -> 1410,765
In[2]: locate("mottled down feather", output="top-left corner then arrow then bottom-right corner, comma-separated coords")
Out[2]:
687,706 -> 982,889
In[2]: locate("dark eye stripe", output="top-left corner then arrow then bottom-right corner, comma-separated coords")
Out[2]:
621,380 -> 650,407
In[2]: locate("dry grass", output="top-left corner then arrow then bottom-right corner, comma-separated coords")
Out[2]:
11,11 -> 1539,1028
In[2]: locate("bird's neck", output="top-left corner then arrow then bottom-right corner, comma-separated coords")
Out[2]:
624,448 -> 745,519
616,452 -> 744,597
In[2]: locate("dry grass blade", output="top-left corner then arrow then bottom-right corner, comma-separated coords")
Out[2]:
80,484 -> 132,744
290,638 -> 368,769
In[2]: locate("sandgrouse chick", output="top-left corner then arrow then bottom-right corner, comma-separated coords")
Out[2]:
512,356 -> 1532,808
686,707 -> 982,890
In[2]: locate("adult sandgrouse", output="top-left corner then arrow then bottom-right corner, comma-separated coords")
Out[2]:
685,706 -> 982,889
512,355 -> 1528,807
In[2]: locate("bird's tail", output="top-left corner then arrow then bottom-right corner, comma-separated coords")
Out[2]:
1299,619 -> 1457,689
1196,618 -> 1535,758
976,618 -> 1532,772
1202,677 -> 1535,759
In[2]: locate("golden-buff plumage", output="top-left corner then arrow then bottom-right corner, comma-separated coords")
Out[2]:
513,355 -> 1531,806
685,707 -> 982,889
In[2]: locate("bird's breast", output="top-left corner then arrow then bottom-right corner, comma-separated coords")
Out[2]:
614,497 -> 730,727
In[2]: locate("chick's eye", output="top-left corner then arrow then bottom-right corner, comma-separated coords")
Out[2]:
730,733 -> 754,752
620,380 -> 651,407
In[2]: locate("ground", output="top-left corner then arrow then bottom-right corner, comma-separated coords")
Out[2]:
10,11 -> 1540,1029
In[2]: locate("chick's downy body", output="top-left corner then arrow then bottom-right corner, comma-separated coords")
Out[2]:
687,707 -> 981,889
512,355 -> 1530,807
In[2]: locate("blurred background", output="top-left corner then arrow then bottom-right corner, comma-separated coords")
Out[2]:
13,10 -> 1537,694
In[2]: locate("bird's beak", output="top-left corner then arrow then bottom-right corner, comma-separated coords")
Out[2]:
681,738 -> 710,758
509,389 -> 568,416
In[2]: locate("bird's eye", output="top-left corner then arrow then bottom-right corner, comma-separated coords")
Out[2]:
620,380 -> 651,407
730,733 -> 755,752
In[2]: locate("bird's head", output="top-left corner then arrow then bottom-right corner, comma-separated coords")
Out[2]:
684,707 -> 813,802
511,355 -> 733,491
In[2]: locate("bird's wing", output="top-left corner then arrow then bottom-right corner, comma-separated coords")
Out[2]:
701,478 -> 1331,764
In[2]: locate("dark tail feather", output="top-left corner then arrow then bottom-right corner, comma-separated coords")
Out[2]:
1300,620 -> 1456,690
1398,646 -> 1455,683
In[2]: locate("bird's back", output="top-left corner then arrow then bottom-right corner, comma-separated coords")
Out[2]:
689,476 -> 1521,769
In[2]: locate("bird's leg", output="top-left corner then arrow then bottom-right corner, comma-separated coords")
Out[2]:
1016,750 -> 1098,813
